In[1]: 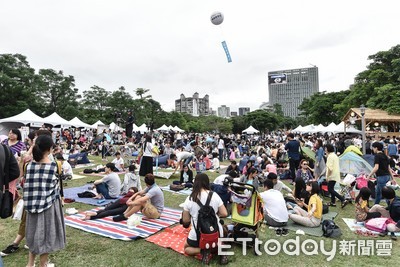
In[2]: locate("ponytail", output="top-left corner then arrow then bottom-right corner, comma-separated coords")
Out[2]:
32,135 -> 54,162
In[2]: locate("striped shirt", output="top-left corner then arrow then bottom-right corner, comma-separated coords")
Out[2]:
2,139 -> 26,155
23,162 -> 60,213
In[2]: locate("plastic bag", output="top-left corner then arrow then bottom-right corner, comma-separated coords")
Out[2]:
127,214 -> 142,229
13,199 -> 24,220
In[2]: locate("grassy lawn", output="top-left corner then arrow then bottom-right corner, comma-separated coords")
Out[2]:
1,155 -> 399,267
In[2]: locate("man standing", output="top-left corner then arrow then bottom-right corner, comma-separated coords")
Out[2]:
285,133 -> 300,183
125,111 -> 134,142
325,144 -> 348,208
368,142 -> 396,204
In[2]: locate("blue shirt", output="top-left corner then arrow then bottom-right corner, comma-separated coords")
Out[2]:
285,140 -> 300,160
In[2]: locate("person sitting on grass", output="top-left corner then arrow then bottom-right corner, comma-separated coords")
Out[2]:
225,160 -> 240,177
111,152 -> 125,172
83,187 -> 139,220
113,173 -> 164,221
92,163 -> 121,200
179,164 -> 194,187
267,172 -> 293,195
289,181 -> 322,228
370,186 -> 400,240
355,187 -> 382,222
181,173 -> 228,265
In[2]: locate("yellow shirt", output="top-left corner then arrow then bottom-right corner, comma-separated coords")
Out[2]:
326,152 -> 340,182
308,194 -> 322,219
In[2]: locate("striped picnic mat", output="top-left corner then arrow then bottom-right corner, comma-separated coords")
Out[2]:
65,207 -> 182,241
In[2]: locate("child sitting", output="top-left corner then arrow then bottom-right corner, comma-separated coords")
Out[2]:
212,152 -> 220,171
355,187 -> 382,222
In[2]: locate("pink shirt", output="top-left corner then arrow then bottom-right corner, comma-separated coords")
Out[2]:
266,164 -> 277,174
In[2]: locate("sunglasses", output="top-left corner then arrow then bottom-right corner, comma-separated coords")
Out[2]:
302,163 -> 309,166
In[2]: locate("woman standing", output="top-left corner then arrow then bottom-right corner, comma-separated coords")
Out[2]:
314,139 -> 326,179
2,129 -> 26,155
23,135 -> 66,267
139,135 -> 156,176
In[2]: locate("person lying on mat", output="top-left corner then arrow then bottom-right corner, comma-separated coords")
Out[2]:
92,163 -> 121,200
82,187 -> 139,220
181,173 -> 228,265
370,186 -> 400,240
113,173 -> 164,221
289,181 -> 322,228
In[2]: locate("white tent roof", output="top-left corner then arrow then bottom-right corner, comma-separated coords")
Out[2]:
292,125 -> 303,132
242,125 -> 259,134
138,123 -> 148,132
43,112 -> 71,126
324,122 -> 338,133
157,124 -> 169,131
173,126 -> 184,132
299,124 -> 315,133
68,117 -> 94,128
109,122 -> 124,132
168,125 -> 174,130
309,124 -> 326,133
91,120 -> 106,128
0,109 -> 45,125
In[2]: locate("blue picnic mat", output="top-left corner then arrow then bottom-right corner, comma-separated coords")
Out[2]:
64,185 -> 120,206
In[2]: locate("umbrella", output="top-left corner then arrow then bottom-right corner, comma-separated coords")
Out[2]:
301,146 -> 316,161
205,137 -> 215,143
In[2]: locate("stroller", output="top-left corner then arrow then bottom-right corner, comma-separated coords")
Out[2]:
339,174 -> 357,201
228,182 -> 264,255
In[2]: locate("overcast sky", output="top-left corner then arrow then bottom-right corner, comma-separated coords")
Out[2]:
1,0 -> 399,113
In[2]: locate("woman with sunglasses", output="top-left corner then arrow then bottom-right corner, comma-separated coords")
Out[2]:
295,159 -> 313,183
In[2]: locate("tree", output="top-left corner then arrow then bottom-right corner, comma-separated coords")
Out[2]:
336,45 -> 400,115
244,110 -> 280,132
135,88 -> 151,100
0,54 -> 40,117
298,91 -> 348,125
81,85 -> 110,123
36,69 -> 80,118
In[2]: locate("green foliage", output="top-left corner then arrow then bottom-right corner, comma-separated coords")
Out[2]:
0,54 -> 41,117
298,91 -> 348,125
336,44 -> 400,115
244,109 -> 280,132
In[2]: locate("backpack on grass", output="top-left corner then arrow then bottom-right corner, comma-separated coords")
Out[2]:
322,219 -> 342,238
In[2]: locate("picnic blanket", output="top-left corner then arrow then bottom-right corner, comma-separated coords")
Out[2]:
153,171 -> 174,179
160,186 -> 192,196
63,185 -> 119,206
71,174 -> 86,180
342,218 -> 400,236
65,207 -> 182,241
78,171 -> 126,177
285,211 -> 338,237
74,163 -> 95,168
146,225 -> 201,260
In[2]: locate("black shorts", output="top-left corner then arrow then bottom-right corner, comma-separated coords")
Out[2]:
186,238 -> 199,248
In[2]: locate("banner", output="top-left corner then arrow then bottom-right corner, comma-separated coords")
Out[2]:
268,73 -> 287,84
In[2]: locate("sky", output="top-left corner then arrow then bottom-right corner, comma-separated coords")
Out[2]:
1,0 -> 400,113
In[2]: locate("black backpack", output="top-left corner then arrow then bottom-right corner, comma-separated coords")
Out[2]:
322,219 -> 342,238
195,192 -> 220,244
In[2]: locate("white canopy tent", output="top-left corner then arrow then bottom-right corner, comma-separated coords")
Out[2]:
91,120 -> 106,128
68,117 -> 95,129
292,125 -> 303,132
109,122 -> 124,132
0,109 -> 45,125
242,125 -> 259,134
309,124 -> 326,133
138,123 -> 149,133
157,124 -> 169,131
324,122 -> 338,133
43,112 -> 72,127
173,126 -> 184,132
167,125 -> 174,130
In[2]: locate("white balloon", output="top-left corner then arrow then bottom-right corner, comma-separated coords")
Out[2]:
210,11 -> 224,25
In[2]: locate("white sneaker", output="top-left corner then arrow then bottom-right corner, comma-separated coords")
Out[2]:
24,245 -> 29,249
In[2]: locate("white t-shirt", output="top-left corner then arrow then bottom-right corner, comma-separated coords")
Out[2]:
260,189 -> 288,223
142,142 -> 154,157
112,157 -> 124,172
218,139 -> 225,149
212,158 -> 220,169
213,174 -> 228,185
177,151 -> 192,162
62,161 -> 73,175
183,191 -> 224,241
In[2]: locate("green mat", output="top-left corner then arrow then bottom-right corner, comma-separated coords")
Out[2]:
284,211 -> 338,237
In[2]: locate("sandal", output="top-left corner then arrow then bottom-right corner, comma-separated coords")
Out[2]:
201,249 -> 212,265
219,255 -> 229,265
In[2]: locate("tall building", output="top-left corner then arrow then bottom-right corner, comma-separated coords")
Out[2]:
218,105 -> 230,118
230,111 -> 238,117
238,107 -> 250,116
175,93 -> 210,116
268,67 -> 319,118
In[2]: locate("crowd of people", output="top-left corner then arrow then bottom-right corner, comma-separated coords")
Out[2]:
1,126 -> 400,266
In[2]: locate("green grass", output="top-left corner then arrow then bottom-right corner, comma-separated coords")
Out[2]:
1,155 -> 399,267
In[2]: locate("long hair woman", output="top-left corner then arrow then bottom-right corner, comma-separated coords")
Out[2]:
139,135 -> 155,176
181,173 -> 228,264
23,135 -> 66,267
